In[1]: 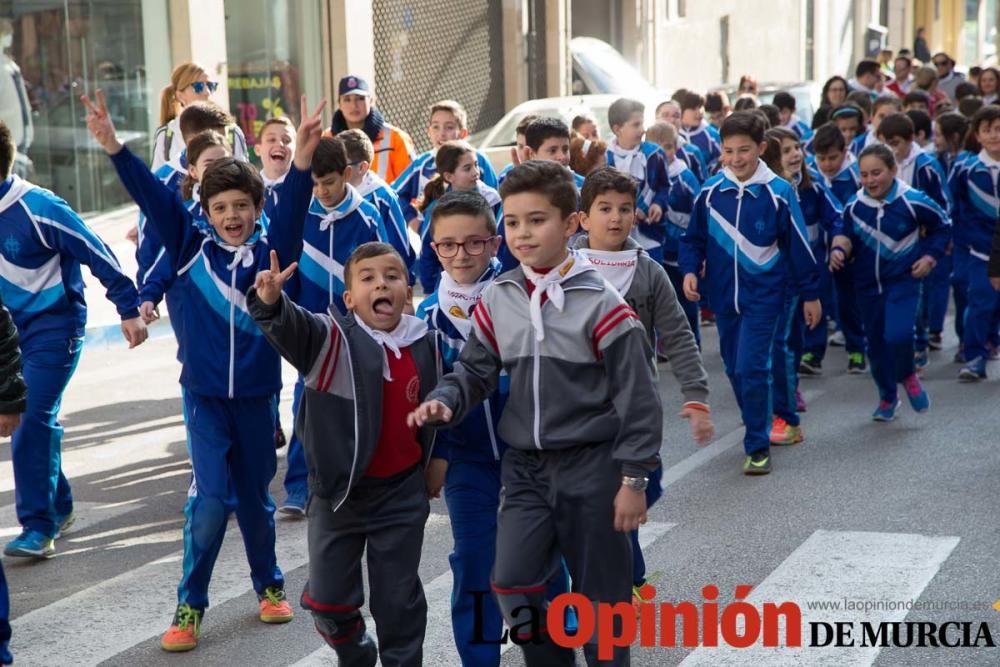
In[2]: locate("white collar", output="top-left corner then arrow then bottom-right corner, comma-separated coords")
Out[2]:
437,266 -> 495,339
353,313 -> 428,380
575,247 -> 640,295
978,149 -> 1000,170
262,170 -> 288,190
721,159 -> 775,189
522,250 -> 596,341
318,185 -> 364,231
0,175 -> 33,216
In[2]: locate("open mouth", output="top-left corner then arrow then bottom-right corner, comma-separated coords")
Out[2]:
372,297 -> 394,317
269,149 -> 288,162
223,222 -> 244,237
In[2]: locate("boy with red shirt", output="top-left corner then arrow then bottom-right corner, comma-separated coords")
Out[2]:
249,242 -> 439,667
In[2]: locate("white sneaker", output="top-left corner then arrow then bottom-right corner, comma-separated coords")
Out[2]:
828,330 -> 846,347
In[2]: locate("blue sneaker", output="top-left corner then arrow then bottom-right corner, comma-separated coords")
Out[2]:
914,349 -> 929,374
0,639 -> 11,665
903,374 -> 930,413
4,529 -> 55,558
958,356 -> 987,382
872,399 -> 901,422
55,510 -> 75,539
279,490 -> 306,517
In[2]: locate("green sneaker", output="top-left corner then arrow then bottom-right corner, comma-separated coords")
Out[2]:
743,451 -> 771,475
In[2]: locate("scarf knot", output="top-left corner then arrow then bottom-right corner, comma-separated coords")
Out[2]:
522,252 -> 592,341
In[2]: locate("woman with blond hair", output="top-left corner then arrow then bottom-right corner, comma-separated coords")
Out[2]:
151,62 -> 247,170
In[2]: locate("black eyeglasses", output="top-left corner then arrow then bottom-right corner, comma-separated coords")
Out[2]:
189,81 -> 219,94
432,237 -> 495,258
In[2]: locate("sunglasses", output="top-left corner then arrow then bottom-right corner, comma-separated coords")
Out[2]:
188,81 -> 219,94
432,237 -> 496,258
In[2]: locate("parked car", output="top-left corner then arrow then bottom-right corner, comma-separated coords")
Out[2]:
712,82 -> 821,126
570,37 -> 663,99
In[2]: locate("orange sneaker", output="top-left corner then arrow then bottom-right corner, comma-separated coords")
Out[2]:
161,604 -> 202,652
259,586 -> 294,623
769,416 -> 804,446
631,582 -> 655,615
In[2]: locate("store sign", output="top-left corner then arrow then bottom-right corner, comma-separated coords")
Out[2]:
228,72 -> 287,151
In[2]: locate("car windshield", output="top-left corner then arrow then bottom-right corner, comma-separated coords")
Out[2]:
571,42 -> 660,98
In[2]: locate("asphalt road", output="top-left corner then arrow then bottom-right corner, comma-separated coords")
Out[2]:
4,318 -> 1000,667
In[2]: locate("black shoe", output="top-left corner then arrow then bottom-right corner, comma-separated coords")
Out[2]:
274,429 -> 287,450
847,352 -> 867,374
798,353 -> 822,376
743,450 -> 771,475
928,332 -> 943,350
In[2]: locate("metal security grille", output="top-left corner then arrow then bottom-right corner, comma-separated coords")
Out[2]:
372,0 -> 506,153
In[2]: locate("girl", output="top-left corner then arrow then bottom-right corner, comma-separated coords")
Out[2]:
416,140 -> 502,292
152,62 -> 247,171
569,134 -> 608,176
571,113 -> 600,140
838,145 -> 949,421
762,128 -> 847,443
977,66 -> 1000,105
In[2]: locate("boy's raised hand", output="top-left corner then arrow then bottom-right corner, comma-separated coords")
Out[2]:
293,95 -> 328,171
254,250 -> 298,305
80,90 -> 123,155
406,400 -> 453,428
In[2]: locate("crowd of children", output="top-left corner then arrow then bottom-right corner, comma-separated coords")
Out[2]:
0,50 -> 999,665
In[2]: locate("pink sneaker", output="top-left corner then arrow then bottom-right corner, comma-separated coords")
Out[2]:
795,389 -> 807,412
902,374 -> 930,412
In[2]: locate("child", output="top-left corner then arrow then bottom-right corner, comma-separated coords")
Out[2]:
249,242 -> 438,667
83,91 -> 323,649
393,100 -> 498,225
606,97 -> 671,223
829,104 -> 866,148
851,95 -> 902,155
339,128 -> 417,283
569,134 -> 608,176
952,106 -> 1000,381
903,89 -> 932,113
524,117 -> 585,188
497,114 -> 539,184
644,122 -> 703,343
656,99 -> 710,182
254,116 -> 296,205
680,112 -> 820,475
704,91 -> 730,130
573,167 -> 713,608
905,109 -> 933,152
679,90 -> 723,171
807,123 -> 868,375
572,113 -> 599,140
410,160 -> 662,666
838,144 -> 948,419
416,140 -> 502,293
0,120 -> 148,560
774,91 -> 813,141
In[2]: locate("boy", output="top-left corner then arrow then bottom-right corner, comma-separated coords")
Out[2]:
905,109 -> 934,152
851,95 -> 902,156
249,242 -> 438,667
497,114 -> 539,184
704,91 -> 730,130
572,167 -> 713,606
606,97 -> 671,223
679,90 -> 723,170
409,160 -> 662,666
774,91 -> 813,141
0,121 -> 148,559
805,123 -> 868,375
393,100 -> 498,225
850,59 -> 883,98
254,116 -> 296,205
524,117 -> 585,188
339,128 -> 417,283
83,92 -> 324,650
680,112 -> 820,475
656,99 -> 710,182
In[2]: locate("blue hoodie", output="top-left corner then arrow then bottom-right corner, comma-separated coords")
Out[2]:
682,121 -> 722,170
948,149 -> 1000,258
895,142 -> 951,214
0,176 -> 140,346
679,160 -> 819,315
108,146 -> 313,398
842,180 -> 950,293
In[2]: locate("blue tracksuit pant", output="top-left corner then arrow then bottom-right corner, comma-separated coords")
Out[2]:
178,390 -> 284,610
0,559 -> 10,663
803,265 -> 833,360
771,295 -> 803,425
283,376 -> 308,498
914,281 -> 929,353
665,264 -> 701,347
857,279 -> 919,403
629,465 -> 664,587
834,263 -> 867,355
716,308 -> 780,455
951,246 -> 970,341
11,336 -> 83,538
925,254 -> 952,335
962,256 -> 1000,363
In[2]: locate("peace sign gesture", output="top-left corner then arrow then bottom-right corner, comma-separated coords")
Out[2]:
254,250 -> 298,305
293,95 -> 328,171
80,89 -> 123,155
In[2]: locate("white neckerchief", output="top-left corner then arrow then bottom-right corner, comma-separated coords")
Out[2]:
576,247 -> 640,295
437,268 -> 493,339
191,182 -> 201,205
522,250 -> 594,341
667,157 -> 686,179
897,142 -> 923,185
262,170 -> 287,191
223,243 -> 256,270
318,184 -> 363,231
356,171 -> 383,198
608,138 -> 646,182
353,313 -> 428,380
0,175 -> 33,216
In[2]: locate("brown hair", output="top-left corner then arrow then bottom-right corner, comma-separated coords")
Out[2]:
762,127 -> 812,189
418,141 -> 476,212
344,242 -> 405,289
338,128 -> 375,164
499,160 -> 578,219
257,116 -> 294,143
569,135 -> 607,176
429,100 -> 469,130
178,102 -> 233,142
199,157 -> 265,211
160,62 -> 209,126
580,167 -> 637,213
644,121 -> 677,147
182,131 -> 230,200
0,122 -> 13,180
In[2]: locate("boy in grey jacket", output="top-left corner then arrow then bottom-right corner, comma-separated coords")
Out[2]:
574,167 -> 713,609
409,161 -> 662,667
249,243 -> 439,667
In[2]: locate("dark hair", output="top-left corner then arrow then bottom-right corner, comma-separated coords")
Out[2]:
872,95 -> 903,115
515,114 -> 540,137
821,75 -> 851,106
608,98 -> 645,130
704,92 -> 725,113
773,91 -> 796,111
419,141 -> 476,212
679,91 -> 705,112
956,81 -> 980,100
199,157 -> 265,211
569,135 -> 608,176
343,242 -> 405,290
959,96 -> 985,118
571,114 -> 597,131
733,95 -> 758,111
855,59 -> 881,79
178,102 -> 233,142
932,52 -> 954,66
812,123 -> 847,154
338,128 -> 375,164
830,104 -> 863,122
877,113 -> 915,141
429,190 -> 497,238
970,65 -> 984,76
525,117 -> 571,151
905,109 -> 932,139
182,130 -> 231,200
902,89 -> 931,109
935,111 -> 970,153
845,91 -> 873,118
749,109 -> 772,130
312,137 -> 350,178
759,104 -> 781,129
670,88 -> 690,103
498,160 -> 578,219
894,54 -> 912,68
971,105 -> 1000,137
0,122 -> 13,180
720,111 -> 767,144
580,167 -> 637,213
811,106 -> 831,129
762,127 -> 812,189
858,143 -> 896,169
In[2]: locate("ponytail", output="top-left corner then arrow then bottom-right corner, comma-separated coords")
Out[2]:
159,84 -> 177,126
418,175 -> 448,213
418,140 -> 475,212
160,62 -> 209,127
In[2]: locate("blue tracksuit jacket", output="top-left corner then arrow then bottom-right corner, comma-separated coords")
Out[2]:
948,150 -> 1000,259
392,149 -> 498,222
897,143 -> 951,214
606,139 -> 671,215
678,139 -> 709,183
814,152 -> 862,207
357,171 -> 416,284
646,159 -> 700,266
682,121 -> 722,171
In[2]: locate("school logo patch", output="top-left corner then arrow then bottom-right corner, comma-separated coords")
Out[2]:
3,235 -> 20,259
559,259 -> 575,277
406,375 -> 420,404
448,305 -> 469,320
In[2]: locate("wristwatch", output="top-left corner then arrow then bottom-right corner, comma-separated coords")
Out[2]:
622,475 -> 649,492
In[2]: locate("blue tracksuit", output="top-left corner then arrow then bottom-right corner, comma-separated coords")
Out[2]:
606,139 -> 672,216
0,175 -> 141,539
417,181 -> 502,294
357,171 -> 416,284
658,159 -> 702,345
800,169 -> 846,363
850,128 -> 877,157
678,139 -> 709,183
843,181 -> 950,402
950,150 -> 1000,362
392,149 -> 498,222
108,146 -> 314,609
682,121 -> 722,171
944,151 -> 975,341
679,161 -> 818,454
786,115 -> 814,142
